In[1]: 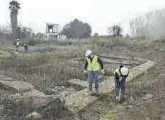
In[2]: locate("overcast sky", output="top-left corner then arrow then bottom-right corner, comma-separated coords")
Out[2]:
0,0 -> 165,35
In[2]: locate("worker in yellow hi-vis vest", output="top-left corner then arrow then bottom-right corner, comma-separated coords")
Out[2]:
114,65 -> 129,102
84,50 -> 105,96
15,39 -> 20,52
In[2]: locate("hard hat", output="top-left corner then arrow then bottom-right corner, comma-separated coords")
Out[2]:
17,39 -> 19,41
119,65 -> 124,68
85,50 -> 93,57
120,67 -> 129,76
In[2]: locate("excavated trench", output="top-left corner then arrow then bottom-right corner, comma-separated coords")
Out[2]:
0,55 -> 149,120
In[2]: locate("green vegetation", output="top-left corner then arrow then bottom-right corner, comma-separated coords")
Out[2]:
61,19 -> 92,39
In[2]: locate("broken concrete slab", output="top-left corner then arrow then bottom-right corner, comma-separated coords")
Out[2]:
0,77 -> 13,81
0,80 -> 34,93
68,79 -> 88,88
23,89 -> 45,97
0,74 -> 13,81
100,54 -> 134,60
101,58 -> 140,65
64,60 -> 155,111
67,76 -> 107,88
100,54 -> 148,62
44,86 -> 77,99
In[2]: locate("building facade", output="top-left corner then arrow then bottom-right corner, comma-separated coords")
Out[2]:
46,23 -> 60,40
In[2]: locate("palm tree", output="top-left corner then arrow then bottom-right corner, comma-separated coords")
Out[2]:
9,0 -> 21,39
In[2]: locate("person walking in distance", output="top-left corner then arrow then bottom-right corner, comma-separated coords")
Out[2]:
114,65 -> 129,102
84,50 -> 105,96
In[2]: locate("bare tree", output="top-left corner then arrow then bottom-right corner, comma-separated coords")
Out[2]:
130,8 -> 165,39
9,0 -> 21,39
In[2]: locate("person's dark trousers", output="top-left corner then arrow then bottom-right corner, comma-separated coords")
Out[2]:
115,78 -> 126,97
16,46 -> 19,52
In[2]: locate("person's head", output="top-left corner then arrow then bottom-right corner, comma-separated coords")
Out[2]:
85,50 -> 93,58
17,39 -> 19,41
120,67 -> 129,76
119,65 -> 124,68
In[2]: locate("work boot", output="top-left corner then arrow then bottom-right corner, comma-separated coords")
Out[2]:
95,88 -> 99,97
121,95 -> 127,100
115,96 -> 120,102
88,90 -> 93,96
123,95 -> 127,100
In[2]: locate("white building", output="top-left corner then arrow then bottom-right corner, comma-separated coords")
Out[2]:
46,23 -> 60,40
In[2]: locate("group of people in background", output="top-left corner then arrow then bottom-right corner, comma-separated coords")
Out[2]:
14,39 -> 28,53
84,50 -> 129,102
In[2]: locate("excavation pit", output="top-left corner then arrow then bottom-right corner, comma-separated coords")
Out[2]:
64,55 -> 155,112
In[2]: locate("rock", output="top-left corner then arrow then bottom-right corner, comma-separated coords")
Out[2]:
3,94 -> 34,114
44,88 -> 57,95
160,49 -> 164,52
4,93 -> 65,119
25,111 -> 42,120
143,94 -> 153,101
23,89 -> 45,97
40,98 -> 64,118
8,93 -> 22,99
125,105 -> 133,109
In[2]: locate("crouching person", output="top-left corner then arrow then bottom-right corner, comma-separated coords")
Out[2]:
84,50 -> 105,96
114,65 -> 129,102
23,44 -> 28,53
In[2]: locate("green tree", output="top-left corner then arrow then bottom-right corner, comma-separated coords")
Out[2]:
61,19 -> 92,39
93,33 -> 99,38
9,0 -> 21,39
108,24 -> 122,37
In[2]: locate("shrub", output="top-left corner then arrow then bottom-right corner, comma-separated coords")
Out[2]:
27,40 -> 42,46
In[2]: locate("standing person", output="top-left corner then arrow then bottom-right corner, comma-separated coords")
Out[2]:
84,50 -> 105,96
23,44 -> 28,53
15,39 -> 20,52
114,65 -> 129,102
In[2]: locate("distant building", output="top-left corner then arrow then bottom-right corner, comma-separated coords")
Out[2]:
46,23 -> 60,40
20,27 -> 33,37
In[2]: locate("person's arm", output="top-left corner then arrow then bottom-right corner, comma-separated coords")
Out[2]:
84,59 -> 88,70
98,57 -> 103,69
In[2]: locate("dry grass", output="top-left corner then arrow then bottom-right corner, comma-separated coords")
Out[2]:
0,38 -> 141,91
0,45 -> 87,91
0,37 -> 150,92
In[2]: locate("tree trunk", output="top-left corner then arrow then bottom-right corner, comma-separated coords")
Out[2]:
10,10 -> 18,40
